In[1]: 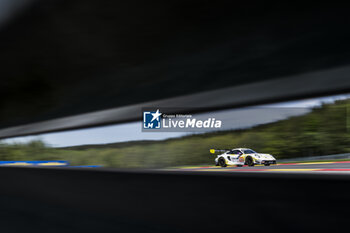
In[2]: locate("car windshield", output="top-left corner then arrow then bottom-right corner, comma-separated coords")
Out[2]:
243,149 -> 256,154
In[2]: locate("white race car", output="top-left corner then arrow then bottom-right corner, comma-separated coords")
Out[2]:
210,148 -> 277,167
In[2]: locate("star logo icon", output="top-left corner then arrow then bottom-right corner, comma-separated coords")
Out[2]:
150,109 -> 162,122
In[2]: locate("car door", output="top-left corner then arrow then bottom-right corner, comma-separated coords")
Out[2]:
233,150 -> 245,163
231,150 -> 242,158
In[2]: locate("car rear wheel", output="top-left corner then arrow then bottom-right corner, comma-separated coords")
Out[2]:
246,157 -> 254,167
218,157 -> 227,167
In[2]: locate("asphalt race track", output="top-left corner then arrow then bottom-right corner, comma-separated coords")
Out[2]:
171,161 -> 350,173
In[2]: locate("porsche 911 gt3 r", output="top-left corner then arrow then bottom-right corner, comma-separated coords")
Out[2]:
210,148 -> 276,167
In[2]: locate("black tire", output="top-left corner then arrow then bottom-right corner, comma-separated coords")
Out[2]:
246,157 -> 255,167
218,157 -> 227,167
264,164 -> 270,166
236,165 -> 243,167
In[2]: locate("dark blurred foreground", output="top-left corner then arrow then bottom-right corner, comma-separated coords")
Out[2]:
1,2 -> 350,133
0,166 -> 349,233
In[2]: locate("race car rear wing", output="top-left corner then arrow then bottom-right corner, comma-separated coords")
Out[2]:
210,149 -> 231,154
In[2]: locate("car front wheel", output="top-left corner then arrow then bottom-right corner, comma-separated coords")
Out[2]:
246,157 -> 254,167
